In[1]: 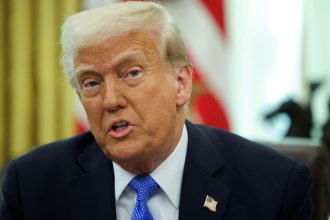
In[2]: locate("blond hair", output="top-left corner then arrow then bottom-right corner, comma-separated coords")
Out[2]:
60,1 -> 192,90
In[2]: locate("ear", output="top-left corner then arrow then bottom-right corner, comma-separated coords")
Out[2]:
175,65 -> 192,106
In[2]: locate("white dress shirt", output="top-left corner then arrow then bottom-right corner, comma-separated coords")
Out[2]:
114,125 -> 188,220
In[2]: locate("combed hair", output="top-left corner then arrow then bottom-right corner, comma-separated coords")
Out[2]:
60,1 -> 192,90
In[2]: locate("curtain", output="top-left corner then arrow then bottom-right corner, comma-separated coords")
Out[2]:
0,0 -> 81,170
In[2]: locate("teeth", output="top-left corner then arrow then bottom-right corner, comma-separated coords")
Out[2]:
113,121 -> 128,131
116,121 -> 128,126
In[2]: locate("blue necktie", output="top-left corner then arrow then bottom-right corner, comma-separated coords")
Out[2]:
129,175 -> 160,220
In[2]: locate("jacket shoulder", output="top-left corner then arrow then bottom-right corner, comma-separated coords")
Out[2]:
191,123 -> 309,186
194,123 -> 297,166
8,131 -> 96,180
16,131 -> 94,163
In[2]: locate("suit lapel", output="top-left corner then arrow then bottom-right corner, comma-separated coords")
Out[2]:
179,121 -> 231,220
65,141 -> 116,220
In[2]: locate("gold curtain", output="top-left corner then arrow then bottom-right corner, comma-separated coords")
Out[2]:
0,0 -> 81,170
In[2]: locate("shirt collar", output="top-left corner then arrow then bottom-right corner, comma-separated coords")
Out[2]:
113,124 -> 188,208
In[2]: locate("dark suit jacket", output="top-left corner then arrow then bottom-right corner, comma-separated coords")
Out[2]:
0,121 -> 312,220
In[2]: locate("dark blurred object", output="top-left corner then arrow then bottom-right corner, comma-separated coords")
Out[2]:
265,81 -> 324,138
265,99 -> 312,137
262,141 -> 330,220
321,99 -> 330,149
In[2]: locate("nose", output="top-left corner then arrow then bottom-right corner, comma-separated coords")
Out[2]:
102,80 -> 127,112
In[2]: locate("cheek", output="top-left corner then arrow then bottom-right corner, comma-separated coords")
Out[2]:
135,80 -> 176,110
138,84 -> 177,125
81,99 -> 103,128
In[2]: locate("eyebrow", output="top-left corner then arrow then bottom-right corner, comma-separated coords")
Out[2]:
74,50 -> 147,77
75,64 -> 98,77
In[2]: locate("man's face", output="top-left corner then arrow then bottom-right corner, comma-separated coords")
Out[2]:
74,30 -> 191,174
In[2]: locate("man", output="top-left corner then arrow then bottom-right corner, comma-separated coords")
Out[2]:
0,2 -> 312,220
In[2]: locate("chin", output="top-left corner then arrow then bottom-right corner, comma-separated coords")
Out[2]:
103,143 -> 143,161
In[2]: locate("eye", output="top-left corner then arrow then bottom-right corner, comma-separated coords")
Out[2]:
125,69 -> 142,79
82,80 -> 100,89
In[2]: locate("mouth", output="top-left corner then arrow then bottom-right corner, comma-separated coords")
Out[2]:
108,120 -> 133,138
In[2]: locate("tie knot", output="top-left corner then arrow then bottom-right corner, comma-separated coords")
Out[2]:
129,175 -> 160,201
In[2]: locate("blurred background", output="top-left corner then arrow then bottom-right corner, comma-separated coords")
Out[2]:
0,0 -> 330,214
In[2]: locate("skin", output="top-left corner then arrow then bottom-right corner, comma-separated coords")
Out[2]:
74,30 -> 192,174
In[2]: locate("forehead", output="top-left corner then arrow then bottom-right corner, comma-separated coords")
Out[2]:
75,30 -> 161,68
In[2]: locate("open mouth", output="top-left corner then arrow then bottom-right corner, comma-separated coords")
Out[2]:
112,121 -> 129,132
109,120 -> 133,138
